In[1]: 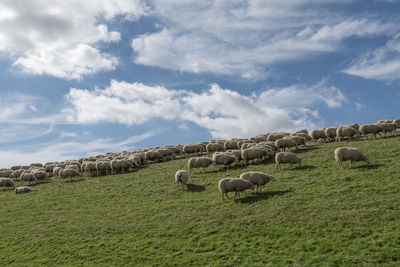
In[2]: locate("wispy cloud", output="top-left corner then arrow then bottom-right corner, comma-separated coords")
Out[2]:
64,79 -> 349,139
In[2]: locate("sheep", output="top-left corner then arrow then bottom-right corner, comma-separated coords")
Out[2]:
44,164 -> 55,173
212,152 -> 238,169
110,159 -> 133,174
0,169 -> 13,177
240,172 -> 275,193
376,123 -> 397,136
144,151 -> 164,163
11,169 -> 25,179
241,143 -> 257,150
20,172 -> 38,185
52,166 -> 64,177
10,165 -> 22,171
0,177 -> 15,188
275,138 -> 297,152
15,186 -> 34,194
241,148 -> 269,166
59,169 -> 81,181
295,133 -> 313,142
267,134 -> 286,142
324,127 -> 338,142
359,124 -> 383,139
183,144 -> 202,156
311,130 -> 326,142
206,143 -> 225,153
83,162 -> 97,175
236,140 -> 256,149
175,170 -> 189,190
295,129 -> 308,135
286,136 -> 307,147
96,161 -> 111,176
32,169 -> 48,180
218,178 -> 254,201
344,123 -> 360,130
30,163 -> 43,168
226,149 -> 242,162
188,157 -> 213,173
334,147 -> 370,169
224,141 -> 238,150
336,127 -> 360,142
275,152 -> 302,170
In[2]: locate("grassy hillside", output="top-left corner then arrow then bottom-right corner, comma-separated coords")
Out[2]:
1,136 -> 400,266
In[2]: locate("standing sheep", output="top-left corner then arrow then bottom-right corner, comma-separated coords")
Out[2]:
311,130 -> 326,142
59,169 -> 81,181
218,178 -> 254,202
359,124 -> 383,140
336,127 -> 360,142
334,147 -> 370,169
175,170 -> 189,190
212,152 -> 238,169
324,127 -> 338,142
240,172 -> 275,193
188,157 -> 213,173
275,152 -> 302,170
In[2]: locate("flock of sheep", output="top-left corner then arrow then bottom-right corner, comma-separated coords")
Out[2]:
0,119 -> 398,201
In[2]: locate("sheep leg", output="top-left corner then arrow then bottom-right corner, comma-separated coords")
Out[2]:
259,185 -> 262,193
336,160 -> 343,169
202,167 -> 206,173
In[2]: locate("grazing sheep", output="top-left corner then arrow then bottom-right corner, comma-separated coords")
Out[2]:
175,170 -> 189,190
30,163 -> 43,168
44,164 -> 55,173
336,127 -> 360,142
334,147 -> 370,169
376,123 -> 397,136
345,123 -> 360,130
206,143 -> 225,153
32,169 -> 48,180
145,151 -> 164,162
212,152 -> 238,169
359,124 -> 383,139
295,129 -> 309,135
324,127 -> 338,142
218,178 -> 254,202
188,157 -> 213,173
0,169 -> 13,177
11,169 -> 25,179
110,159 -> 133,174
224,141 -> 238,150
52,166 -> 64,177
267,134 -> 286,142
96,161 -> 111,176
311,129 -> 326,142
10,165 -> 22,171
275,152 -> 302,170
15,186 -> 34,194
0,177 -> 15,188
241,148 -> 269,166
20,172 -> 38,185
241,143 -> 257,150
240,172 -> 275,193
295,133 -> 313,142
183,144 -> 202,156
275,138 -> 297,152
226,149 -> 242,162
59,169 -> 81,181
83,162 -> 97,175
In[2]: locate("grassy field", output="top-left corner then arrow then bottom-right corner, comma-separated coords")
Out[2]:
1,136 -> 400,266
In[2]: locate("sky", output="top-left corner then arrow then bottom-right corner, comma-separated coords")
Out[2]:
0,0 -> 399,167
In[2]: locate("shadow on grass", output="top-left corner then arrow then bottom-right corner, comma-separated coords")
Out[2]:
290,165 -> 315,171
186,183 -> 206,192
238,189 -> 293,204
356,164 -> 384,170
61,178 -> 85,183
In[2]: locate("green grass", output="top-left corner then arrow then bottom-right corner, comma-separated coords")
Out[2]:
1,136 -> 400,266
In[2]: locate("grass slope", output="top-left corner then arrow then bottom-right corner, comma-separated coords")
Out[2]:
1,136 -> 400,266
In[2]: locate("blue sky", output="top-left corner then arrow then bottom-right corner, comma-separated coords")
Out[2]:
0,0 -> 399,167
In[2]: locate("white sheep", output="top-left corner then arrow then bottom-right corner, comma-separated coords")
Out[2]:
336,127 -> 360,142
183,144 -> 202,156
96,161 -> 111,176
324,127 -> 338,142
175,170 -> 189,190
0,169 -> 13,177
188,157 -> 213,173
212,152 -> 238,169
275,152 -> 302,170
310,129 -> 326,142
275,138 -> 297,152
376,123 -> 397,136
15,186 -> 34,194
239,172 -> 275,192
0,177 -> 15,188
110,159 -> 133,174
20,172 -> 38,185
84,162 -> 97,175
206,143 -> 225,153
334,147 -> 370,169
218,178 -> 254,201
241,148 -> 269,166
59,168 -> 81,181
359,124 -> 383,139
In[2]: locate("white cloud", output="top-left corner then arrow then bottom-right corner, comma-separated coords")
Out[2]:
131,0 -> 397,78
0,124 -> 53,144
65,80 -> 348,139
0,0 -> 147,79
343,35 -> 400,81
0,130 -> 159,168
